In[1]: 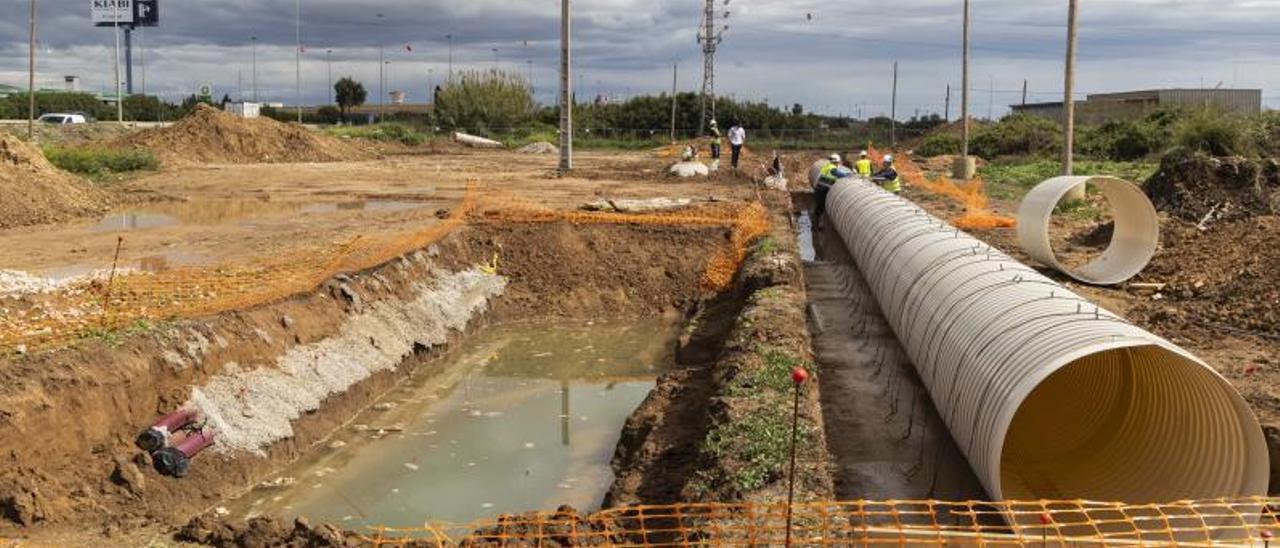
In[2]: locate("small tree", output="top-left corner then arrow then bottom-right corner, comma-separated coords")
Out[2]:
434,69 -> 535,133
334,77 -> 367,122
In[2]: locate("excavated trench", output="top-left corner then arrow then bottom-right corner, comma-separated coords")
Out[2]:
796,204 -> 988,503
0,219 -> 748,539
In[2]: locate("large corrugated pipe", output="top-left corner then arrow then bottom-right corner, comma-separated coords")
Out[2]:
824,180 -> 1268,503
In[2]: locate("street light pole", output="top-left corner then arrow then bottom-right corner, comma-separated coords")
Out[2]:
27,0 -> 36,139
251,36 -> 258,102
113,0 -> 123,124
446,34 -> 454,83
326,49 -> 333,105
295,0 -> 302,123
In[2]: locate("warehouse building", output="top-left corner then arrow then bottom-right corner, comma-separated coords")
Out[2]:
1011,88 -> 1262,124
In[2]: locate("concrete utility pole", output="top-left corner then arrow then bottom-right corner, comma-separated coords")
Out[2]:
1063,0 -> 1079,178
251,36 -> 258,102
446,34 -> 454,83
27,0 -> 36,139
959,0 -> 972,179
988,74 -> 994,120
1022,79 -> 1028,105
890,61 -> 898,147
670,62 -> 678,142
295,0 -> 302,123
139,28 -> 145,96
558,0 -> 572,172
326,49 -> 333,104
124,26 -> 133,94
944,84 -> 951,121
697,0 -> 724,136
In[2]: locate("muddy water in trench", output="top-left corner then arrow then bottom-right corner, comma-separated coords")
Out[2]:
229,320 -> 679,528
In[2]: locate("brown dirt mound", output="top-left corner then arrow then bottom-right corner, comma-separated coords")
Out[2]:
0,134 -> 110,229
117,104 -> 370,165
1145,151 -> 1280,222
1133,216 -> 1280,337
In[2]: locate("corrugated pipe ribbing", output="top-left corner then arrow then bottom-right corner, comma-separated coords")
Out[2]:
824,179 -> 1268,503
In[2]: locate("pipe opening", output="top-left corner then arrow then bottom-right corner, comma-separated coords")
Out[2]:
1000,344 -> 1260,503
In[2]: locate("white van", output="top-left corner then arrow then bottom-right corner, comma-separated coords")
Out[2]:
37,113 -> 88,125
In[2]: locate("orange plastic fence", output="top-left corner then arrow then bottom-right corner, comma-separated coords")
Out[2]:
1,187 -> 768,353
897,156 -> 1017,230
362,498 -> 1280,546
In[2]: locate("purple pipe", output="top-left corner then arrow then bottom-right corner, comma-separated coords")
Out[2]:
153,430 -> 215,478
135,409 -> 200,453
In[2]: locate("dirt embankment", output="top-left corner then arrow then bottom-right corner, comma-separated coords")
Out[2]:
0,134 -> 111,229
607,191 -> 833,508
1146,151 -> 1280,223
0,220 -> 731,543
114,104 -> 371,166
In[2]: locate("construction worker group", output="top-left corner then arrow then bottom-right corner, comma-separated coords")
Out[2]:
812,151 -> 901,228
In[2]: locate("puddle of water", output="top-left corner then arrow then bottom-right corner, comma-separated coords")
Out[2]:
229,320 -> 678,528
39,249 -> 208,282
300,200 -> 430,214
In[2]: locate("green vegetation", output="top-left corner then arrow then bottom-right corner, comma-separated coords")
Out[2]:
979,158 -> 1157,200
705,344 -> 816,493
43,146 -> 158,177
435,69 -> 537,132
917,132 -> 962,157
1173,110 -> 1252,157
334,77 -> 368,122
970,114 -> 1063,159
325,123 -> 428,146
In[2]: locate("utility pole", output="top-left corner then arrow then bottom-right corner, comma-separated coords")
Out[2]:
1022,79 -> 1028,105
944,84 -> 951,121
558,0 -> 572,172
27,0 -> 36,139
670,62 -> 678,142
987,74 -> 994,120
1063,0 -> 1079,178
139,28 -> 145,96
113,1 -> 122,124
890,61 -> 898,147
251,36 -> 258,102
377,13 -> 385,121
124,26 -> 133,94
326,49 -> 333,104
697,0 -> 725,136
960,0 -> 971,177
295,0 -> 302,123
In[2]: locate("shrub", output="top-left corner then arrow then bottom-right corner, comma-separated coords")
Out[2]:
1079,120 -> 1164,161
434,69 -> 535,133
970,114 -> 1062,159
1173,110 -> 1251,156
325,123 -> 428,145
1250,110 -> 1280,157
43,146 -> 158,176
916,132 -> 962,157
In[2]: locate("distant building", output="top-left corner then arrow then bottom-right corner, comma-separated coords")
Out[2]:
225,102 -> 261,119
1011,89 -> 1262,124
389,91 -> 406,105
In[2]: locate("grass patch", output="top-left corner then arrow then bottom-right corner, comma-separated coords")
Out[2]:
325,123 -> 430,146
703,402 -> 808,492
754,236 -> 779,256
978,158 -> 1158,202
79,318 -> 158,347
44,146 -> 158,177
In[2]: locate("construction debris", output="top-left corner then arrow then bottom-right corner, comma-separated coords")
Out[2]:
669,161 -> 710,178
581,197 -> 694,213
517,141 -> 559,154
454,132 -> 505,149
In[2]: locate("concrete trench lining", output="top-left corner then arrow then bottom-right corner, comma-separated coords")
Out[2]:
821,178 -> 1268,506
1017,176 -> 1159,286
188,266 -> 507,455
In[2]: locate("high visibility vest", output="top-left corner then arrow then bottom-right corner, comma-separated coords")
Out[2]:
819,163 -> 838,183
882,175 -> 902,194
855,159 -> 873,177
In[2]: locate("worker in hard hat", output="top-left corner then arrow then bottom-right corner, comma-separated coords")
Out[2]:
872,154 -> 902,194
707,120 -> 723,171
813,154 -> 851,229
854,151 -> 873,178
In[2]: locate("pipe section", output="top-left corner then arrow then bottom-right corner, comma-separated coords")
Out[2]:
825,180 -> 1267,504
1017,176 -> 1159,285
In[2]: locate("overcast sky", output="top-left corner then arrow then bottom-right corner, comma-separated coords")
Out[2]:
2,0 -> 1279,119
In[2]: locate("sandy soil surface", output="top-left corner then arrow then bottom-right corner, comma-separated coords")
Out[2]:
0,150 -> 755,280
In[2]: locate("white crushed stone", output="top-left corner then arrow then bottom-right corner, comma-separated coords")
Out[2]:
516,141 -> 559,154
187,267 -> 506,455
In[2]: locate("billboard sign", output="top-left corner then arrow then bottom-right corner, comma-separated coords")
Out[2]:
91,0 -> 134,27
133,0 -> 159,27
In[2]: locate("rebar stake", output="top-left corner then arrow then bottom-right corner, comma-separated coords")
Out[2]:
785,366 -> 809,548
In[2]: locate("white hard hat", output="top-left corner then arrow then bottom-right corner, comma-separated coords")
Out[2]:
710,119 -> 718,126
883,154 -> 894,163
859,150 -> 868,157
829,153 -> 842,163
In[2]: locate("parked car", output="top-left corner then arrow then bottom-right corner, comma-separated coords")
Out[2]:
37,113 -> 88,125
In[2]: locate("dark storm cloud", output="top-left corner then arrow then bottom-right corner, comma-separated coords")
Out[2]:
2,0 -> 1278,115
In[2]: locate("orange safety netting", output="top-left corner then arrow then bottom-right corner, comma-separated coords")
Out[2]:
1,187 -> 768,353
362,498 -> 1280,546
897,156 -> 1017,231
